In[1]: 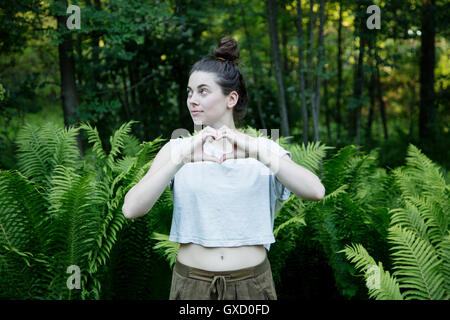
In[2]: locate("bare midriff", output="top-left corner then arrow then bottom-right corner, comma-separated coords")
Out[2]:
177,243 -> 267,271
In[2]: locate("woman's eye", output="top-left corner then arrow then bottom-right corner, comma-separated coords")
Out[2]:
200,89 -> 207,95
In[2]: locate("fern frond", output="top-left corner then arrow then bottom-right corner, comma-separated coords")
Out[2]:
390,203 -> 430,244
289,141 -> 332,174
107,120 -> 139,168
322,145 -> 359,192
393,145 -> 447,201
388,225 -> 446,300
45,165 -> 104,299
273,210 -> 306,237
15,122 -> 56,187
405,144 -> 446,193
339,243 -> 403,300
439,232 -> 450,295
0,170 -> 47,252
150,232 -> 179,269
405,196 -> 448,247
319,184 -> 348,205
78,122 -> 108,162
47,124 -> 82,170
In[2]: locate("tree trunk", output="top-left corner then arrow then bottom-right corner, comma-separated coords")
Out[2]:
376,61 -> 388,140
266,0 -> 290,138
336,0 -> 343,143
313,0 -> 325,142
296,0 -> 308,145
352,2 -> 365,146
306,0 -> 315,140
324,77 -> 331,141
85,0 -> 102,99
281,9 -> 288,77
56,0 -> 83,157
240,0 -> 266,129
366,67 -> 376,141
419,0 -> 436,142
366,37 -> 376,141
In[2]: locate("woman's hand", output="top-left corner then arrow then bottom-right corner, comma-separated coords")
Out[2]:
172,126 -> 224,164
217,126 -> 259,162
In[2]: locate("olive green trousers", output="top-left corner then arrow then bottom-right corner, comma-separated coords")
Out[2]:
169,255 -> 277,300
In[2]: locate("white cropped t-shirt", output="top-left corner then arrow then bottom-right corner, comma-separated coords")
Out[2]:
168,136 -> 291,251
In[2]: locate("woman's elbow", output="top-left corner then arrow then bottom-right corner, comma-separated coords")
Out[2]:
309,184 -> 325,201
122,202 -> 138,220
317,184 -> 326,200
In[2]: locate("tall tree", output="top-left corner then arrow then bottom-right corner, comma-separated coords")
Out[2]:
306,0 -> 315,141
324,76 -> 331,141
55,0 -> 83,157
351,1 -> 366,146
296,0 -> 308,145
336,0 -> 343,143
240,0 -> 266,129
312,0 -> 325,142
375,46 -> 388,140
419,0 -> 436,142
266,0 -> 290,138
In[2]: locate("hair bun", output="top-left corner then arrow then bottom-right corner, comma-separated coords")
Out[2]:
213,36 -> 239,63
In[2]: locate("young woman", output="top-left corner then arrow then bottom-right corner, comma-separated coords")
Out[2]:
122,36 -> 325,300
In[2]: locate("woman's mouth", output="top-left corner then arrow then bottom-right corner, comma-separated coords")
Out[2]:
191,111 -> 203,115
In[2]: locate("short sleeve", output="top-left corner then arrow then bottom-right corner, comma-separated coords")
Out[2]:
260,137 -> 292,202
257,136 -> 292,160
168,135 -> 191,192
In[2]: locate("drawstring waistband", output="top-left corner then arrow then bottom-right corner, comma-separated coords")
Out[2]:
209,275 -> 231,300
174,256 -> 270,300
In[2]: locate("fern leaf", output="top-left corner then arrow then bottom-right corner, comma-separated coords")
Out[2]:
289,141 -> 332,174
390,203 -> 430,244
273,211 -> 306,237
78,122 -> 108,162
107,120 -> 139,168
340,243 -> 403,300
388,225 -> 446,300
439,232 -> 450,296
150,232 -> 179,269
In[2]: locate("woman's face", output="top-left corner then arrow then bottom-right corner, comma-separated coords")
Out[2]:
187,71 -> 236,127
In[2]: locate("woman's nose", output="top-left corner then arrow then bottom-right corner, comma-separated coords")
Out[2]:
188,92 -> 199,105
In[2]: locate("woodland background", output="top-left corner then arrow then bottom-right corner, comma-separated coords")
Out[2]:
0,0 -> 448,300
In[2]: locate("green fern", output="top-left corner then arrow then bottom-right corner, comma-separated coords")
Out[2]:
273,207 -> 306,238
0,169 -> 51,298
342,144 -> 449,300
150,232 -> 180,269
339,244 -> 403,300
15,122 -> 81,188
0,120 -> 154,299
291,141 -> 332,174
388,225 -> 446,300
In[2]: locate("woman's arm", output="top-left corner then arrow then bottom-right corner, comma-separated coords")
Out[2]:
258,148 -> 325,201
122,142 -> 183,219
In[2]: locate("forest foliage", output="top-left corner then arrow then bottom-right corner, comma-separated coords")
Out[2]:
0,121 -> 448,299
0,0 -> 449,300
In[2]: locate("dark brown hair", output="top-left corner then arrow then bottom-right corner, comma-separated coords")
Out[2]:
189,36 -> 249,127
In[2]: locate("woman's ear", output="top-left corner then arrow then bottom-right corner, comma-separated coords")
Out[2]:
227,91 -> 239,109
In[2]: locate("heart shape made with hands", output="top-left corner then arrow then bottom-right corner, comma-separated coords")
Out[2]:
202,129 -> 234,161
